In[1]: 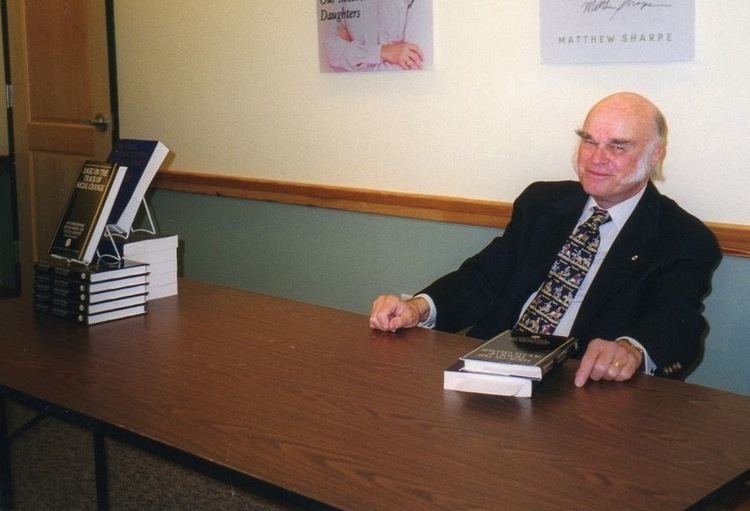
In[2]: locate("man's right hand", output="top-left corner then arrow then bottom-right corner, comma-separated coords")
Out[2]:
369,295 -> 427,332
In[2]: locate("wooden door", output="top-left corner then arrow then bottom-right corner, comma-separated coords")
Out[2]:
7,0 -> 113,297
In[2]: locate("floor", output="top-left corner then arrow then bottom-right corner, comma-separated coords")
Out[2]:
3,400 -> 315,510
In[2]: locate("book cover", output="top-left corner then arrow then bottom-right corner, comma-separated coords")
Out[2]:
48,161 -> 127,264
443,361 -> 534,398
460,330 -> 577,380
106,139 -> 169,234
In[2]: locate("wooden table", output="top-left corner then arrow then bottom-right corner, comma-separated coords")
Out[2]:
1,279 -> 748,510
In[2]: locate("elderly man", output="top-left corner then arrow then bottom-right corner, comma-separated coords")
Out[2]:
369,92 -> 720,386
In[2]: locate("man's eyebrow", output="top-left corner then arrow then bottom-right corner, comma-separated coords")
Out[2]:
574,130 -> 634,146
609,138 -> 634,146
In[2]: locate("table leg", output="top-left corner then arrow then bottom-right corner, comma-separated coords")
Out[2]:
93,428 -> 109,511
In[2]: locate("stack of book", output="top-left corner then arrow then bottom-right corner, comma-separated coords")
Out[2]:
443,330 -> 577,397
120,234 -> 179,300
33,258 -> 149,325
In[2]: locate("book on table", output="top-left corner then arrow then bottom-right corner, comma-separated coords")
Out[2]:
105,139 -> 169,234
459,329 -> 577,380
98,232 -> 179,300
48,161 -> 127,265
34,257 -> 150,325
443,361 -> 534,397
41,274 -> 149,294
35,258 -> 149,283
35,292 -> 147,315
41,303 -> 148,325
122,233 -> 178,300
119,232 -> 178,254
36,283 -> 148,305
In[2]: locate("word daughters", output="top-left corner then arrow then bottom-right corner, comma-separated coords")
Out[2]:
320,0 -> 362,22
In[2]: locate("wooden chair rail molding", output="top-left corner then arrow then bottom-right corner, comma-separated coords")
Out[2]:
153,170 -> 750,258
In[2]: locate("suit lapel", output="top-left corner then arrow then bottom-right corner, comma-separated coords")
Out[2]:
572,183 -> 661,333
523,187 -> 588,280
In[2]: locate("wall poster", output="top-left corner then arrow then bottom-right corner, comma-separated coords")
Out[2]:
540,0 -> 695,64
317,0 -> 433,72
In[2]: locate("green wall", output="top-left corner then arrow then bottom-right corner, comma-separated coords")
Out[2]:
150,189 -> 750,397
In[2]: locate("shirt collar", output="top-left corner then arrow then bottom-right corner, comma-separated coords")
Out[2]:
582,185 -> 647,230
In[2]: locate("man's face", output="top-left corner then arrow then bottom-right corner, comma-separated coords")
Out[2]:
576,98 -> 663,209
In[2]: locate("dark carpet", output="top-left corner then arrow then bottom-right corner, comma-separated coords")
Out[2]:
4,400 -> 310,510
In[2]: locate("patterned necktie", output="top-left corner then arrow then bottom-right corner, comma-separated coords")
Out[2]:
515,207 -> 612,335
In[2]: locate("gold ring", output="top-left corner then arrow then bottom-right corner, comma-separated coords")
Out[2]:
612,359 -> 622,368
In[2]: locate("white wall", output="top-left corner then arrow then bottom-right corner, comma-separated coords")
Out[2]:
115,1 -> 750,224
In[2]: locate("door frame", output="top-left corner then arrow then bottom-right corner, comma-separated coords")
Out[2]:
0,0 -> 19,296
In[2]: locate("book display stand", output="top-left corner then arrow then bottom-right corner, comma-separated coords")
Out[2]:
97,198 -> 157,263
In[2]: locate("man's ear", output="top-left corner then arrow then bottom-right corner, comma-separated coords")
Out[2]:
650,142 -> 666,167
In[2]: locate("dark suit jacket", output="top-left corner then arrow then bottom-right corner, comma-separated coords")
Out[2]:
422,180 -> 721,379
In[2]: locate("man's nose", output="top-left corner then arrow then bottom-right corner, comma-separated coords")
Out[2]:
591,145 -> 610,165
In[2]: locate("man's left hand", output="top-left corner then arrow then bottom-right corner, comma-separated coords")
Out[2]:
574,338 -> 643,387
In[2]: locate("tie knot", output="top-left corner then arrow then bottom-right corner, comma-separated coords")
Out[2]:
587,207 -> 611,228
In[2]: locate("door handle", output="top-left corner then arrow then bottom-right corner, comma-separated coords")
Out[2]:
87,113 -> 110,132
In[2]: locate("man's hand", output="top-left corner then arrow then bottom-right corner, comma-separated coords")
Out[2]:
574,338 -> 643,387
381,42 -> 424,70
369,295 -> 427,332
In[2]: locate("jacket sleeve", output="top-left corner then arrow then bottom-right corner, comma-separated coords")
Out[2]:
622,221 -> 721,378
419,187 -> 533,333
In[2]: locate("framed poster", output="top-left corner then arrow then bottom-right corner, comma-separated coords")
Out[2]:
317,0 -> 433,72
541,0 -> 695,64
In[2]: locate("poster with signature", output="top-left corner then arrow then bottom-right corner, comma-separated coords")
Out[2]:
540,0 -> 694,64
317,0 -> 433,72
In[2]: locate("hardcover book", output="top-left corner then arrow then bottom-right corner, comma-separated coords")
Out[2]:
36,258 -> 149,283
43,292 -> 147,314
38,283 -> 148,304
106,139 -> 169,234
55,274 -> 149,294
48,161 -> 127,264
45,303 -> 148,325
444,361 -> 534,397
460,330 -> 577,380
